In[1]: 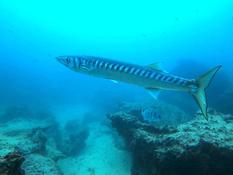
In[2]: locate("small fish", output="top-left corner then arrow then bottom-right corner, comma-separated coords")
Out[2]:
56,55 -> 221,119
141,107 -> 161,123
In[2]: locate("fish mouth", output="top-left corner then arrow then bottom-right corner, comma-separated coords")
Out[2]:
56,56 -> 67,63
56,56 -> 68,66
56,56 -> 64,62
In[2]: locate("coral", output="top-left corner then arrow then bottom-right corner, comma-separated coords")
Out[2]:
109,104 -> 233,175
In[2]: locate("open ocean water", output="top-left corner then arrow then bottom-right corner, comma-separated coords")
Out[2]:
0,1 -> 233,175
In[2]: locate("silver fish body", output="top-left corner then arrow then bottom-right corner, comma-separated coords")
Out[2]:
57,56 -> 195,91
56,55 -> 221,119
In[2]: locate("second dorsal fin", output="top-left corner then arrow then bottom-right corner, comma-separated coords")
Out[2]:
147,63 -> 168,73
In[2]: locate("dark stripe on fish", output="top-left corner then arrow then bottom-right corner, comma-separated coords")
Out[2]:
124,66 -> 130,73
164,76 -> 173,82
134,68 -> 142,76
155,74 -> 162,80
73,57 -> 77,68
119,65 -> 125,72
108,63 -> 114,70
93,59 -> 98,67
149,72 -> 157,79
86,59 -> 92,67
99,61 -> 104,68
172,78 -> 180,84
129,67 -> 136,74
139,69 -> 145,76
144,71 -> 151,78
168,77 -> 175,83
104,62 -> 109,69
95,60 -> 100,68
161,75 -> 167,81
113,64 -> 119,71
177,78 -> 186,86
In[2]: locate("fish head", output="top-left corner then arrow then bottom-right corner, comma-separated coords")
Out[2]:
56,56 -> 75,67
56,55 -> 95,72
56,56 -> 81,70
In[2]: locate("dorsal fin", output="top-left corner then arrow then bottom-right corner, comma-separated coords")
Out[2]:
147,63 -> 168,73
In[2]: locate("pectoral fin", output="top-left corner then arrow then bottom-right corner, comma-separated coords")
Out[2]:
146,88 -> 161,100
110,80 -> 119,84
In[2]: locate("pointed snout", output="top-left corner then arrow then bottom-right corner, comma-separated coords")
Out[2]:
56,56 -> 68,66
56,56 -> 64,62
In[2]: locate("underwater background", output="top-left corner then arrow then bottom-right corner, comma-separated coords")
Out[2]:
0,0 -> 233,175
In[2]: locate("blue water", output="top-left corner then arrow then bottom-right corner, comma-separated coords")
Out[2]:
0,0 -> 233,114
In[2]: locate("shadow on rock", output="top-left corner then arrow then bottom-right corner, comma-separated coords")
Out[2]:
58,119 -> 90,156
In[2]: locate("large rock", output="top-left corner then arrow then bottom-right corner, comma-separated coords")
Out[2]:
0,118 -> 63,175
117,101 -> 192,126
21,154 -> 63,175
58,119 -> 90,156
0,151 -> 25,175
109,104 -> 233,175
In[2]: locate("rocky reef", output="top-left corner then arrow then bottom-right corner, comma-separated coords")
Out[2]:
0,150 -> 25,175
109,102 -> 233,175
0,105 -> 90,175
0,117 -> 63,175
22,154 -> 63,175
117,101 -> 192,126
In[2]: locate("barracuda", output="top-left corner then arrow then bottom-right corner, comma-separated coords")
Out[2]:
56,55 -> 221,119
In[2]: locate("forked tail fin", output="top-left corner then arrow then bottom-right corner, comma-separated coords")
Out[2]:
191,65 -> 222,119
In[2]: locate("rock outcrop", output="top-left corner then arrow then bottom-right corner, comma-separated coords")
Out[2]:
0,105 -> 92,175
58,119 -> 90,156
0,118 -> 63,175
22,154 -> 63,175
109,103 -> 233,175
0,150 -> 25,175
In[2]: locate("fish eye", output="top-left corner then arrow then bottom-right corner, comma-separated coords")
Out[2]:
66,58 -> 69,64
